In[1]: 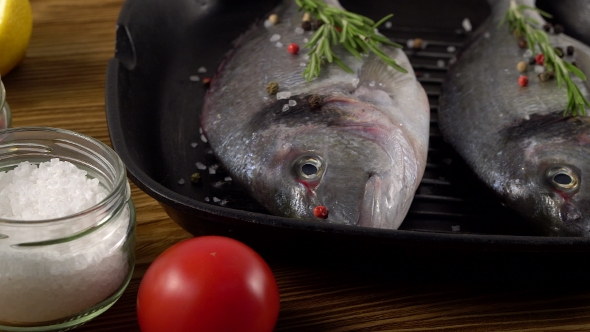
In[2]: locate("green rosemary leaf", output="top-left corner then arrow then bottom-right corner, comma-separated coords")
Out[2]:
563,61 -> 587,80
373,14 -> 393,29
297,0 -> 405,81
333,56 -> 355,74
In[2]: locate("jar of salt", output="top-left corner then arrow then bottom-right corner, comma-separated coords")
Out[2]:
0,127 -> 135,331
0,77 -> 11,129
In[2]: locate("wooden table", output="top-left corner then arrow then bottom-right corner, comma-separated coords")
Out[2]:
5,0 -> 590,331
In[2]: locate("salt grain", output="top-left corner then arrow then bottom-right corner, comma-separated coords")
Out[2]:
447,46 -> 456,53
437,59 -> 445,68
384,21 -> 392,29
224,176 -> 232,182
264,19 -> 273,29
196,162 -> 207,170
178,178 -> 185,185
189,75 -> 200,82
288,99 -> 297,107
213,197 -> 221,203
277,91 -> 291,100
534,65 -> 545,73
270,34 -> 281,42
200,134 -> 208,143
282,104 -> 290,112
275,41 -> 283,48
198,66 -> 207,73
191,142 -> 198,148
462,18 -> 472,32
294,27 -> 304,34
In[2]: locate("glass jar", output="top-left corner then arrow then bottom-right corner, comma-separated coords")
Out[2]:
0,77 -> 11,129
0,127 -> 135,332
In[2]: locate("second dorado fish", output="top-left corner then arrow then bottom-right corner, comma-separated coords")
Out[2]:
439,0 -> 590,236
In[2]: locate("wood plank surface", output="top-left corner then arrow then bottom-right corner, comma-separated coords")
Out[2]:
4,0 -> 590,331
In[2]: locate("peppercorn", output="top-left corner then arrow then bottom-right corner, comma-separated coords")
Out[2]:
538,71 -> 554,82
535,54 -> 545,65
528,56 -> 537,65
543,22 -> 552,32
302,12 -> 311,22
518,75 -> 529,87
309,94 -> 322,109
202,77 -> 211,88
567,45 -> 574,56
190,173 -> 201,184
268,14 -> 279,25
266,82 -> 279,95
413,38 -> 423,50
287,43 -> 300,55
553,24 -> 564,34
518,38 -> 527,49
314,20 -> 324,30
554,47 -> 564,58
313,205 -> 329,219
302,20 -> 312,31
517,61 -> 528,73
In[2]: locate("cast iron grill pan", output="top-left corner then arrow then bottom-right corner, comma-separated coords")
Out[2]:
106,0 -> 590,270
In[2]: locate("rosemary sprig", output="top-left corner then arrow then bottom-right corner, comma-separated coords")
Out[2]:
500,0 -> 590,116
295,0 -> 406,81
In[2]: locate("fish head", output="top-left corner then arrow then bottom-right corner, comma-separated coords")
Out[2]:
248,95 -> 419,229
503,115 -> 590,236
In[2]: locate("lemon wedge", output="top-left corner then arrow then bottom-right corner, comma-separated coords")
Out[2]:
0,0 -> 33,76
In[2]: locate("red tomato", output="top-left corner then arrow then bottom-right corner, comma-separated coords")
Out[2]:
137,236 -> 280,332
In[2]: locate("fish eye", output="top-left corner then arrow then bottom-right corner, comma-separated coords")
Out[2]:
293,155 -> 324,181
546,166 -> 580,192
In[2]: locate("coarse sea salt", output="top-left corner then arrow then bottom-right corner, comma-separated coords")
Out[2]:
0,159 -> 130,323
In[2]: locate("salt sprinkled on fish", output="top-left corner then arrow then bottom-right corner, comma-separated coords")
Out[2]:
270,34 -> 281,42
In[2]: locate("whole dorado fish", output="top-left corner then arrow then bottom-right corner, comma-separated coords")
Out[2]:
202,0 -> 430,229
439,0 -> 590,236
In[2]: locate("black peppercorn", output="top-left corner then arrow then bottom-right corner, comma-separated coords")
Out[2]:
302,20 -> 312,31
553,24 -> 564,34
528,56 -> 537,65
567,45 -> 574,56
554,47 -> 564,58
543,22 -> 552,32
314,20 -> 324,30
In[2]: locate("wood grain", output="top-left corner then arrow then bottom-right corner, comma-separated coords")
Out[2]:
4,0 -> 590,331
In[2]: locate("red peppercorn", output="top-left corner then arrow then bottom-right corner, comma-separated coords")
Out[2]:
535,54 -> 545,65
335,26 -> 342,33
202,77 -> 211,88
313,206 -> 329,219
287,43 -> 300,55
518,75 -> 529,87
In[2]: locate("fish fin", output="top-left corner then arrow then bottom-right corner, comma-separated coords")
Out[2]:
357,172 -> 408,229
